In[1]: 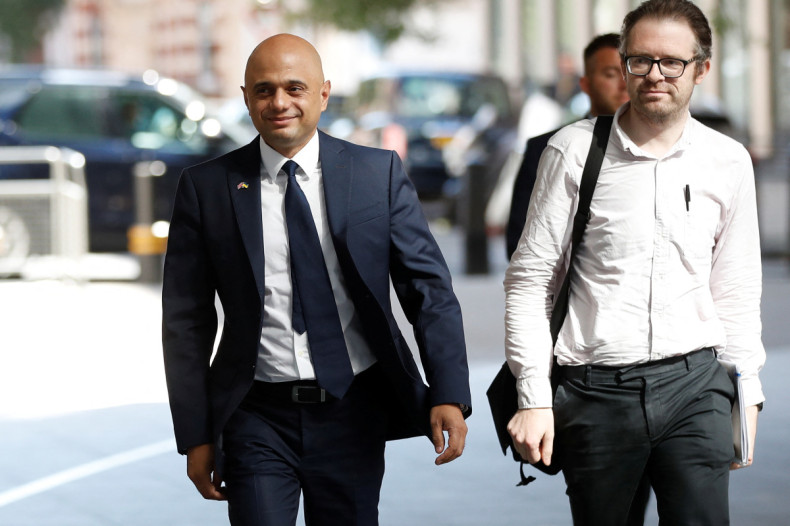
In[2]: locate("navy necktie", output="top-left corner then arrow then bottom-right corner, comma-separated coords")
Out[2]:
282,160 -> 354,398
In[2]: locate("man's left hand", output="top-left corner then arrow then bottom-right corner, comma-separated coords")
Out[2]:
430,404 -> 468,465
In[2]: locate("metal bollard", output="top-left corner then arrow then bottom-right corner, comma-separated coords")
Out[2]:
128,160 -> 168,282
463,162 -> 489,274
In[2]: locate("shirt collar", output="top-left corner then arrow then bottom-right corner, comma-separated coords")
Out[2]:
258,131 -> 321,182
612,102 -> 695,160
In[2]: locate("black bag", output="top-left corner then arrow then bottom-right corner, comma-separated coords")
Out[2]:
487,115 -> 614,480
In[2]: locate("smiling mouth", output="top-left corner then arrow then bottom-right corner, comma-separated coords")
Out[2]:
269,115 -> 295,123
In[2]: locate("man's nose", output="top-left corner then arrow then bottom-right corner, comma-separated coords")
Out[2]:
645,62 -> 665,82
271,88 -> 288,109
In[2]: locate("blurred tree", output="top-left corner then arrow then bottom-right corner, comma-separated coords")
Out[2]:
0,0 -> 65,62
295,0 -> 439,44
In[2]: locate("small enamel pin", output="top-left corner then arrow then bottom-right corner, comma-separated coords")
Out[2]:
237,182 -> 249,190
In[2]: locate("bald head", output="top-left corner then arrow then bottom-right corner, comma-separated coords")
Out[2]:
245,34 -> 325,90
241,33 -> 331,158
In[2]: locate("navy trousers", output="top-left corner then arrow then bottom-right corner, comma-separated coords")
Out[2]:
554,349 -> 735,526
222,365 -> 388,526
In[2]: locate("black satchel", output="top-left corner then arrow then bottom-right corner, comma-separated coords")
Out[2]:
487,115 -> 614,482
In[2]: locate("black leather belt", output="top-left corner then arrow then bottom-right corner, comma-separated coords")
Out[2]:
559,347 -> 715,384
247,379 -> 333,404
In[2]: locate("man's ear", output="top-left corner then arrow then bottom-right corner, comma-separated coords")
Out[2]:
579,75 -> 591,96
321,80 -> 331,111
240,86 -> 250,111
694,59 -> 711,85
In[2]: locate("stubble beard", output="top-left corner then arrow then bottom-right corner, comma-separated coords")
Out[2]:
633,88 -> 688,127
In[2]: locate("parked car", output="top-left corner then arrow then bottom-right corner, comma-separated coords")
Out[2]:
344,70 -> 517,201
0,66 -> 242,252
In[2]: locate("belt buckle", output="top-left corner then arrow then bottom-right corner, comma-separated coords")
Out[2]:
291,385 -> 326,403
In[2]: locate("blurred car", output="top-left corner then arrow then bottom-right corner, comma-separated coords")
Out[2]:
345,70 -> 517,200
0,66 -> 242,252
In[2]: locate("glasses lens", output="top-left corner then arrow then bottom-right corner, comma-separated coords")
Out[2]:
659,59 -> 685,77
628,57 -> 652,75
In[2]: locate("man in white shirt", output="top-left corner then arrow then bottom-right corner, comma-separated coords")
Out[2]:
504,1 -> 765,523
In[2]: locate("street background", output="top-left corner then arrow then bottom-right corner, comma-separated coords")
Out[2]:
1,230 -> 788,526
2,1 -> 790,524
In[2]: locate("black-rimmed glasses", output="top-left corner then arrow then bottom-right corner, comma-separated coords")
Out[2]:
624,56 -> 696,78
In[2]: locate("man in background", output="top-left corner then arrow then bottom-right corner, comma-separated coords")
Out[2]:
505,33 -> 628,258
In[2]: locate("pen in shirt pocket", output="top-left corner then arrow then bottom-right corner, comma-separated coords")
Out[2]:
684,184 -> 690,211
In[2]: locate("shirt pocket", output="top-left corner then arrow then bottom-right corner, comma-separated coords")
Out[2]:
683,205 -> 716,261
682,213 -> 713,261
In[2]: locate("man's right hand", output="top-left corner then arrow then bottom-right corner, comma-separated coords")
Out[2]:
186,443 -> 227,501
507,408 -> 554,466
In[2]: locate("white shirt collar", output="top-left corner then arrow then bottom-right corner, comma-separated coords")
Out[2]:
258,131 -> 321,181
613,102 -> 695,160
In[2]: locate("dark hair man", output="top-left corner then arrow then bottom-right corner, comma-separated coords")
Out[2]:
162,34 -> 471,526
505,1 -> 764,524
505,33 -> 629,258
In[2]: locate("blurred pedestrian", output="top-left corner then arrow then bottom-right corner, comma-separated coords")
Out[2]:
505,1 -> 765,524
162,33 -> 471,526
505,33 -> 629,258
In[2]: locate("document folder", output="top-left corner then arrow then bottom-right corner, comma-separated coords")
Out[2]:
718,359 -> 749,467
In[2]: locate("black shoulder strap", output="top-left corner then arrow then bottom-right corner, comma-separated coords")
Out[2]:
549,115 -> 614,344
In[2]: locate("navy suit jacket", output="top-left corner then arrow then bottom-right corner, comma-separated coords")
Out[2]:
162,131 -> 471,454
505,128 -> 556,260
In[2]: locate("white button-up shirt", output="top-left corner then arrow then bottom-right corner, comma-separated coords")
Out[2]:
505,104 -> 766,408
255,132 -> 376,382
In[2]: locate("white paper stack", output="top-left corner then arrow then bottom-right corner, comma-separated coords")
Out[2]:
718,358 -> 749,467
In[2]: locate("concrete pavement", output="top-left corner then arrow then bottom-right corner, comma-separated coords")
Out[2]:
1,231 -> 788,525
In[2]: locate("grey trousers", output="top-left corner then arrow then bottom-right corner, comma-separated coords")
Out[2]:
555,349 -> 734,526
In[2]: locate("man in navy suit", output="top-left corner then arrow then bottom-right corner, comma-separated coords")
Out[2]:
162,33 -> 471,526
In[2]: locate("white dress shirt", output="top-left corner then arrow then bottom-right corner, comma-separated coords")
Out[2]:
504,104 -> 766,408
255,132 -> 376,382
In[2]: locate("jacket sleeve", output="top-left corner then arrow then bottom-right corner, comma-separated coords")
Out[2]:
162,169 -> 219,454
386,151 -> 472,414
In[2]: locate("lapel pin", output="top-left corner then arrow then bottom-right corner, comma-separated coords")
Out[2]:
237,182 -> 249,190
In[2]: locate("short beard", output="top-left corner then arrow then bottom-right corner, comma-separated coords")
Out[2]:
633,98 -> 686,126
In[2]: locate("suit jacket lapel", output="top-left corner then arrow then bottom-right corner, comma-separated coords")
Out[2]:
319,131 -> 351,239
228,138 -> 267,303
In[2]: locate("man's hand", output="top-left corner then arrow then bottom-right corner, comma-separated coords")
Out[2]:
186,443 -> 227,500
430,404 -> 468,465
507,408 -> 554,466
731,404 -> 759,470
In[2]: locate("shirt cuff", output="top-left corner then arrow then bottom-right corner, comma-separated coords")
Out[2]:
740,375 -> 765,408
516,376 -> 554,409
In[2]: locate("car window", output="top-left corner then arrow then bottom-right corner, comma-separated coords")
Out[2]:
11,85 -> 210,155
355,76 -> 510,120
15,85 -> 109,138
0,80 -> 34,116
110,91 -> 207,154
462,78 -> 511,119
397,77 -> 463,118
